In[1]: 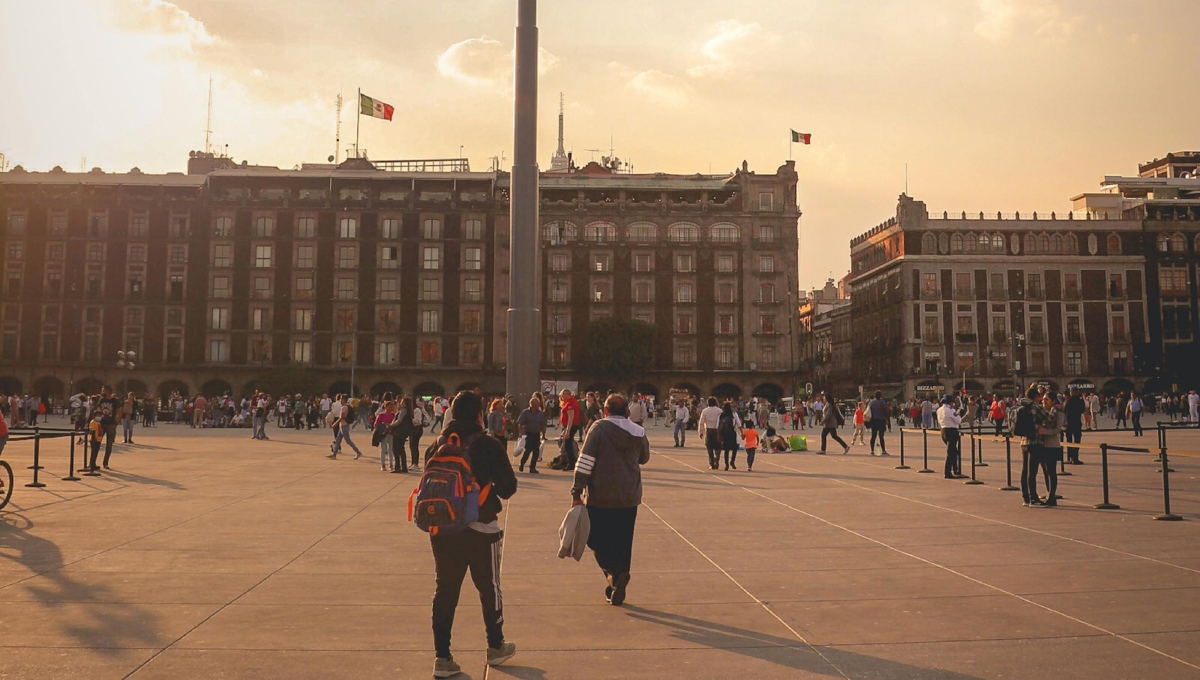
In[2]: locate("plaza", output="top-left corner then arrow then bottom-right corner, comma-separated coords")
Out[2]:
1,419 -> 1198,679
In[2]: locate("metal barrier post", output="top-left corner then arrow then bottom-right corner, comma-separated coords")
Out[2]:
976,422 -> 988,466
965,431 -> 983,485
1153,446 -> 1182,521
62,432 -> 81,482
918,429 -> 934,473
1094,443 -> 1119,510
1058,430 -> 1072,476
25,429 -> 46,488
896,427 -> 910,470
1000,435 -> 1018,490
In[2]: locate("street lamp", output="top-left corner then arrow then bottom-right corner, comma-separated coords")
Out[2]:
116,350 -> 137,395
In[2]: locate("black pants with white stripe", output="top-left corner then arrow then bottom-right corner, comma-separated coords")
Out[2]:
430,529 -> 505,659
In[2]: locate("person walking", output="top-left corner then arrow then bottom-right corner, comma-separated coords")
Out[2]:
628,395 -> 646,428
818,394 -> 850,454
698,397 -> 723,470
552,389 -> 582,471
425,392 -> 518,677
121,392 -> 136,444
407,398 -> 429,472
851,402 -> 867,446
1189,390 -> 1200,426
672,400 -> 689,447
1115,392 -> 1129,430
742,420 -> 759,471
867,390 -> 889,455
990,396 -> 1007,436
90,386 -> 122,471
920,397 -> 934,430
486,398 -> 508,453
1128,392 -> 1144,437
718,402 -> 740,471
374,400 -> 397,471
326,395 -> 362,459
1064,387 -> 1085,463
937,396 -> 963,479
570,393 -> 650,607
431,396 -> 446,434
517,395 -> 545,473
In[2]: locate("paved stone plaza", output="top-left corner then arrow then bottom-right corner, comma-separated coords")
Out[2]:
1,418 -> 1199,679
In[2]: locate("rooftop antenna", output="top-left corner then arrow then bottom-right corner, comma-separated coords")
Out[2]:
334,91 -> 343,163
205,77 -> 213,154
585,148 -> 602,161
905,162 -> 909,195
80,156 -> 86,172
556,93 -> 565,157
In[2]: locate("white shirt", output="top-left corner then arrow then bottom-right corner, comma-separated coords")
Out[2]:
1190,393 -> 1199,408
937,404 -> 962,429
699,406 -> 723,430
675,405 -> 689,422
320,397 -> 332,412
434,400 -> 444,416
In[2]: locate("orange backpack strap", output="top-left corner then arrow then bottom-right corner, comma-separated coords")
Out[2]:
478,481 -> 493,506
407,486 -> 419,522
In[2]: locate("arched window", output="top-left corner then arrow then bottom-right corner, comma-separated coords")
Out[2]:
950,234 -> 963,253
1025,234 -> 1037,253
626,222 -> 658,242
978,234 -> 990,252
584,221 -> 618,243
667,222 -> 700,244
1039,235 -> 1050,253
963,233 -> 976,252
709,222 -> 740,243
1171,233 -> 1186,252
922,233 -> 937,253
542,221 -> 576,245
1107,233 -> 1122,254
1157,234 -> 1171,252
1051,234 -> 1063,254
1065,234 -> 1078,254
992,234 -> 1005,251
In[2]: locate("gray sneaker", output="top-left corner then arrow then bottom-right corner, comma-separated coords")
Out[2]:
433,655 -> 461,678
486,641 -> 517,666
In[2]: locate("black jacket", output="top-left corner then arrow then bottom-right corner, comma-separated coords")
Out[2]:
428,420 -> 517,525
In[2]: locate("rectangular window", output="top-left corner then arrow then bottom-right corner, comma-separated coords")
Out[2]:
1109,273 -> 1124,298
337,277 -> 355,300
922,273 -> 938,295
593,280 -> 611,303
551,344 -> 568,366
1066,350 -> 1083,375
1029,316 -> 1045,343
1112,350 -> 1129,373
1064,273 -> 1079,294
254,216 -> 274,237
717,254 -> 735,273
758,192 -> 774,211
213,244 -> 232,267
380,246 -> 399,269
717,283 -> 735,304
253,277 -> 271,299
380,218 -> 400,239
338,245 -> 357,269
165,336 -> 182,363
48,212 -> 66,237
992,315 -> 1006,341
169,274 -> 184,301
83,332 -> 100,361
41,333 -> 57,361
296,245 -> 314,269
292,340 -> 312,364
379,277 -> 398,300
166,308 -> 183,325
421,310 -> 441,333
130,213 -> 149,238
211,276 -> 231,298
255,245 -> 273,268
550,312 -> 568,334
761,345 -> 777,368
675,254 -> 694,272
759,283 -> 775,303
336,308 -> 356,332
213,216 -> 233,237
718,313 -> 735,334
47,244 -> 64,261
252,308 -> 268,331
45,270 -> 62,296
423,246 -> 441,270
421,278 -> 441,301
421,341 -> 439,364
463,278 -> 482,302
955,272 -> 972,294
989,273 -> 1005,295
465,247 -> 483,271
676,283 -> 694,303
676,314 -> 694,334
251,338 -> 271,363
88,244 -> 103,262
88,212 -> 108,238
674,344 -> 696,367
757,225 -> 776,244
464,310 -> 483,334
210,307 -> 229,330
339,217 -> 358,239
169,246 -> 187,264
634,253 -> 652,272
1027,273 -> 1043,297
634,282 -> 651,304
760,314 -> 776,334
8,212 -> 28,236
209,338 -> 229,363
295,276 -> 314,299
378,342 -> 398,365
464,219 -> 483,240
422,218 -> 441,240
1066,316 -> 1082,343
7,244 -> 23,261
758,255 -> 775,273
957,315 -> 974,334
550,280 -> 568,303
1111,315 -> 1127,342
169,213 -> 188,239
294,309 -> 313,331
295,217 -> 316,238
552,253 -> 570,271
463,341 -> 482,365
592,254 -> 611,272
717,345 -> 735,368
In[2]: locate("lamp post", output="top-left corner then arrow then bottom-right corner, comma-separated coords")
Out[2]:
116,350 -> 136,395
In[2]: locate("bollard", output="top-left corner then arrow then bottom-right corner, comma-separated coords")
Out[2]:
896,427 -> 910,469
62,433 -> 81,482
1000,435 -> 1018,491
1093,443 -> 1119,510
25,429 -> 46,488
965,432 -> 983,485
918,429 -> 934,473
1153,446 -> 1182,521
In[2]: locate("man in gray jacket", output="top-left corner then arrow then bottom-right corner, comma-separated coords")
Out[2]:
571,394 -> 651,606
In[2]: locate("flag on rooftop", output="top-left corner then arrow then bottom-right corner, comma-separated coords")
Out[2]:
360,93 -> 394,121
791,130 -> 811,144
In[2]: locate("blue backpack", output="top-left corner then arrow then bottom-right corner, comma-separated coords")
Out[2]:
408,432 -> 491,536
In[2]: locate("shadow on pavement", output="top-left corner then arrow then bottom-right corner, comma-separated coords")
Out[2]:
623,605 -> 982,679
0,513 -> 163,654
102,469 -> 186,491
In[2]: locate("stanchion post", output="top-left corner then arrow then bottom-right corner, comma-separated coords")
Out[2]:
976,421 -> 988,466
83,427 -> 101,477
62,431 -> 81,482
918,428 -> 934,473
1153,445 -> 1182,521
25,429 -> 46,488
1000,435 -> 1018,490
27,426 -> 44,470
965,431 -> 983,485
896,427 -> 909,469
1058,429 -> 1072,476
1094,443 -> 1119,510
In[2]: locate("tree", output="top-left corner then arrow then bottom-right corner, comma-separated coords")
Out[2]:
578,317 -> 656,381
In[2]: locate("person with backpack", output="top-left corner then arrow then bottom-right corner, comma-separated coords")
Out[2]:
326,394 -> 362,460
867,390 -> 889,455
373,400 -> 397,471
818,394 -> 850,454
415,391 -> 518,677
718,402 -> 741,470
570,393 -> 650,607
1009,384 -> 1048,507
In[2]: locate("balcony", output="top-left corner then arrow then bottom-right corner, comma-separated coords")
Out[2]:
1026,288 -> 1045,301
988,289 -> 1008,301
954,332 -> 978,343
1065,332 -> 1083,344
1029,332 -> 1047,344
1111,332 -> 1129,344
920,288 -> 941,301
1064,289 -> 1082,301
953,288 -> 975,301
922,331 -> 942,344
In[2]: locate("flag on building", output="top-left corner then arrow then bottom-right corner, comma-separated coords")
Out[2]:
791,130 -> 812,144
359,93 -> 394,120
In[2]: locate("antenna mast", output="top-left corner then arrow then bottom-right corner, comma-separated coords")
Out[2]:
205,77 -> 213,154
334,92 -> 343,163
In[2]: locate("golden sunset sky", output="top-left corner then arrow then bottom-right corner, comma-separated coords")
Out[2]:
1,0 -> 1197,289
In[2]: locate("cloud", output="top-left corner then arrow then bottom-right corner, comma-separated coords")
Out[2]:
975,0 -> 1080,42
627,70 -> 690,105
687,19 -> 771,78
112,0 -> 216,52
436,37 -> 559,90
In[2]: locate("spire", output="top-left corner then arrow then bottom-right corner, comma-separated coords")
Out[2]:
550,91 -> 569,171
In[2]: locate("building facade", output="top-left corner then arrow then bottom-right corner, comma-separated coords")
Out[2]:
0,154 -> 800,401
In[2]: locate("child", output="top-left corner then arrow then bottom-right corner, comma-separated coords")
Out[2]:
88,415 -> 103,472
743,420 -> 759,472
851,402 -> 867,445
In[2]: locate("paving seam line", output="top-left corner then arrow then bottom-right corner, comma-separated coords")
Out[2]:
121,473 -> 411,679
655,450 -> 1200,673
483,486 -> 514,680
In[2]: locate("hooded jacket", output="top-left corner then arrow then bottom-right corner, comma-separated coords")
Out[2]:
571,417 -> 651,508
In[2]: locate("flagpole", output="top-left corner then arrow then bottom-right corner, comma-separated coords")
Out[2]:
355,87 -> 361,158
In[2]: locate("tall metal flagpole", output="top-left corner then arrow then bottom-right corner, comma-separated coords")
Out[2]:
355,88 -> 361,158
507,0 -> 541,398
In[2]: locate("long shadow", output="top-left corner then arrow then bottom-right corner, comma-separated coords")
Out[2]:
101,469 -> 186,491
0,513 -> 164,654
622,605 -> 983,680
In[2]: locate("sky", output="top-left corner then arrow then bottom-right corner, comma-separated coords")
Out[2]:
2,0 -> 1198,290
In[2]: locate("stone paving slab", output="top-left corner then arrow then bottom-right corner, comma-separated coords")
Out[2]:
1,420 -> 1199,679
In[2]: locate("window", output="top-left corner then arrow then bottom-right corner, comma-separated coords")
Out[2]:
423,246 -> 441,270
421,278 -> 441,301
164,335 -> 182,363
169,274 -> 184,301
336,277 -> 356,300
1066,316 -> 1082,342
1160,267 -> 1189,294
88,212 -> 109,238
294,309 -> 313,331
83,331 -> 100,361
421,341 -> 439,364
210,307 -> 229,330
710,223 -> 740,243
676,283 -> 694,303
593,280 -> 612,303
213,216 -> 233,237
47,244 -> 64,261
8,211 -> 28,236
718,282 -> 735,304
379,277 -> 398,300
592,254 -> 611,272
45,270 -> 62,295
88,244 -> 104,262
758,193 -> 773,211
551,252 -> 570,271
339,217 -> 358,239
1157,234 -> 1169,252
761,345 -> 777,369
717,345 -> 736,368
1171,233 -> 1186,252
955,272 -> 971,295
627,222 -> 657,242
254,245 -> 273,268
292,340 -> 312,364
211,276 -> 231,298
463,278 -> 482,302
756,225 -> 776,244
338,245 -> 357,269
717,254 -> 735,273
1029,316 -> 1045,343
422,218 -> 442,240
254,216 -> 274,237
209,339 -> 229,363
668,223 -> 700,244
1111,315 -> 1127,342
463,342 -> 482,365
957,314 -> 974,335
1112,349 -> 1129,373
37,333 -> 55,360
759,283 -> 775,303
295,276 -> 314,299
170,246 -> 186,264
296,245 -> 314,269
1109,273 -> 1124,298
1064,273 -> 1079,295
543,221 -> 576,244
1027,273 -> 1042,297
127,245 -> 146,263
251,337 -> 271,363
295,216 -> 316,238
758,255 -> 775,273
464,310 -> 483,333
674,344 -> 696,367
675,254 -> 695,272
550,279 -> 568,303
166,308 -> 183,326
676,314 -> 694,334
951,234 -> 963,253
1107,233 -> 1122,254
632,253 -> 652,272
718,313 -> 736,334
333,308 -> 355,332
251,308 -> 268,331
130,213 -> 148,238
551,344 -> 569,365
464,219 -> 483,240
922,273 -> 938,295
420,310 -> 440,333
465,247 -> 483,270
213,244 -> 232,267
7,244 -> 23,261
634,282 -> 652,304
377,342 -> 398,365
760,314 -> 776,334
584,221 -> 617,243
253,277 -> 271,299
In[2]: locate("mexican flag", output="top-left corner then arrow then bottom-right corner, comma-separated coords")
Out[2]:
360,93 -> 394,121
791,129 -> 811,144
